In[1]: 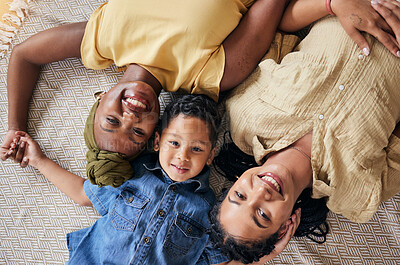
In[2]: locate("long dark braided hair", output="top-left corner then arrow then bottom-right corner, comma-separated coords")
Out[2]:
213,132 -> 329,243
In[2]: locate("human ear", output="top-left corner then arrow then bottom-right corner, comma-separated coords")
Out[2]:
278,220 -> 291,239
94,91 -> 106,101
153,132 -> 160,151
206,147 -> 217,165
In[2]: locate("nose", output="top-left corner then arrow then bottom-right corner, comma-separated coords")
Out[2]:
248,185 -> 272,207
121,112 -> 140,131
177,147 -> 189,161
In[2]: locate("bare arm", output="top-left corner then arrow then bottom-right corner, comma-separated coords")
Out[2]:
2,22 -> 86,160
279,0 -> 400,57
220,0 -> 289,91
279,0 -> 326,32
14,131 -> 92,206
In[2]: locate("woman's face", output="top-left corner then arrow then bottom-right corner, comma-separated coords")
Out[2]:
219,162 -> 297,241
94,81 -> 160,157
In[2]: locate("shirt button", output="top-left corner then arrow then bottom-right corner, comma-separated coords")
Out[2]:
338,84 -> 344,91
187,226 -> 192,233
128,196 -> 134,203
143,237 -> 151,244
358,54 -> 364,60
318,114 -> 324,120
158,209 -> 165,217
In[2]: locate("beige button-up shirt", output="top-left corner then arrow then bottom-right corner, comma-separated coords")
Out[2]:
226,17 -> 400,223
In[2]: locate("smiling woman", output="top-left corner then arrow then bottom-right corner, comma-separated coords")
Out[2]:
0,0 -> 29,58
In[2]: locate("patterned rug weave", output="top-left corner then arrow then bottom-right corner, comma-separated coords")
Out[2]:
0,0 -> 29,58
0,1 -> 399,264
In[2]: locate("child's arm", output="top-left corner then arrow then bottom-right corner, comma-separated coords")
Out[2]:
1,22 -> 86,161
13,131 -> 92,207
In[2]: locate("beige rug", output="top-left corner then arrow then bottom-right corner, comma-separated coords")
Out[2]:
0,0 -> 399,264
0,0 -> 29,58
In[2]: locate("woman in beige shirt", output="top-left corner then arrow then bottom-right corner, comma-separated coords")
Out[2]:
210,0 -> 400,264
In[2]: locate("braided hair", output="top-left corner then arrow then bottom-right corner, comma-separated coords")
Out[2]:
210,133 -> 329,263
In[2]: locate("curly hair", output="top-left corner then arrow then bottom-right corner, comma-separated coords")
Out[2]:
210,134 -> 329,263
159,95 -> 220,146
208,190 -> 280,264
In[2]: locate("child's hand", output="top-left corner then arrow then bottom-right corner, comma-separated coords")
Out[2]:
12,131 -> 47,169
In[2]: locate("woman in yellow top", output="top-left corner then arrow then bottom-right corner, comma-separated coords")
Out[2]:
2,0 -> 399,188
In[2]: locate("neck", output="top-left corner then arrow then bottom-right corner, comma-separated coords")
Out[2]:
289,132 -> 313,197
121,64 -> 162,96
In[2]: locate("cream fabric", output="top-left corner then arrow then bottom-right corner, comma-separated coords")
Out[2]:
81,0 -> 254,102
226,16 -> 400,223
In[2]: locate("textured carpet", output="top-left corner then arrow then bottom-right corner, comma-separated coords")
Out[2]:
0,1 -> 399,264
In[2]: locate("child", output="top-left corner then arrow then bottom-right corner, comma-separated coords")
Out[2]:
11,95 -> 228,265
2,0 -> 288,187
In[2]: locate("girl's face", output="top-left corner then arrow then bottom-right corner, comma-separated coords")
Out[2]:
219,161 -> 297,242
94,81 -> 160,157
154,114 -> 215,182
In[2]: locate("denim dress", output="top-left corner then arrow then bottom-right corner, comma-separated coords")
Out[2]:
66,154 -> 228,265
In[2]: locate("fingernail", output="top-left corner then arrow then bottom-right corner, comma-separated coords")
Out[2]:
363,47 -> 370,56
20,142 -> 25,148
371,0 -> 378,5
397,51 -> 400,57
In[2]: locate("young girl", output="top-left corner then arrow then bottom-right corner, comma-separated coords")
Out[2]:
2,0 -> 397,188
10,95 -> 226,264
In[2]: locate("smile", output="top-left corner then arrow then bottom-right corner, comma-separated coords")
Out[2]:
123,96 -> 148,111
172,164 -> 189,173
258,172 -> 283,195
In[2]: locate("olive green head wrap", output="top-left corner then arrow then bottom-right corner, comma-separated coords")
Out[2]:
84,100 -> 139,187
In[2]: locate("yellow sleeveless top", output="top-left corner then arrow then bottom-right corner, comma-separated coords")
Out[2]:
81,0 -> 255,101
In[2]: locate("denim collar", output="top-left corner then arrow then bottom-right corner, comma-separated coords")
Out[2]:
143,160 -> 210,193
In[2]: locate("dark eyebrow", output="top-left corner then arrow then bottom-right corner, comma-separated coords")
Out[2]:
128,137 -> 142,146
228,196 -> 268,229
252,216 -> 268,229
228,196 -> 239,205
101,124 -> 142,146
100,124 -> 115,133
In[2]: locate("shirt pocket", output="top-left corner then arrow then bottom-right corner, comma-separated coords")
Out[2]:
163,213 -> 205,257
110,185 -> 150,231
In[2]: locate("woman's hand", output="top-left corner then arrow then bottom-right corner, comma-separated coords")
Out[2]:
332,0 -> 400,57
1,129 -> 20,161
371,0 -> 400,57
263,208 -> 302,263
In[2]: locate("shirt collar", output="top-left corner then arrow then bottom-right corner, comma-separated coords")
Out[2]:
143,159 -> 211,193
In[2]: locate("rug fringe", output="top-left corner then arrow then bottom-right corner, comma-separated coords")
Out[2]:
0,0 -> 29,58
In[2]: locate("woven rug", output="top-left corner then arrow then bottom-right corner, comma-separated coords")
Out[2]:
0,1 -> 399,264
0,0 -> 29,58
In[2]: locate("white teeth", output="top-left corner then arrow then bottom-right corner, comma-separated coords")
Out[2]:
261,176 -> 281,192
125,98 -> 146,109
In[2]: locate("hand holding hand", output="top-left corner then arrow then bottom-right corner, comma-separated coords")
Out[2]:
10,131 -> 46,169
332,0 -> 400,57
1,129 -> 20,161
